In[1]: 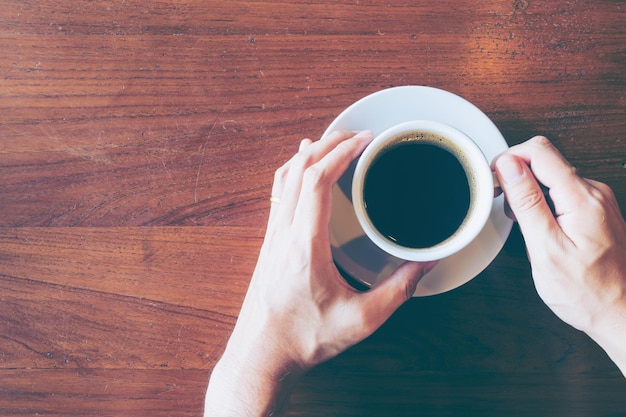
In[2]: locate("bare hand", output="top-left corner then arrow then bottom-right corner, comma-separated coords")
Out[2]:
493,136 -> 626,374
205,130 -> 437,416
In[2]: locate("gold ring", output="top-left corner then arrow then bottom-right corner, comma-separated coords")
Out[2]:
269,196 -> 281,204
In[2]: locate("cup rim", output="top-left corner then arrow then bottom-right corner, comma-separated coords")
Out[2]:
352,120 -> 494,262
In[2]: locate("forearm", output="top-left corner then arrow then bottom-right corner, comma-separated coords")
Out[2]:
205,359 -> 293,417
204,330 -> 304,417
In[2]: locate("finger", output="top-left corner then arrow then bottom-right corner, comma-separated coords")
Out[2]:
494,154 -> 564,250
293,130 -> 374,235
501,136 -> 575,186
267,162 -> 290,230
559,178 -> 626,245
279,131 -> 367,222
267,139 -> 312,229
499,136 -> 591,215
356,261 -> 438,334
299,138 -> 313,152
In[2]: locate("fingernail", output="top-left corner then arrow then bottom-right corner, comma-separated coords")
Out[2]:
352,130 -> 373,140
422,261 -> 439,276
299,138 -> 311,152
415,261 -> 438,281
497,156 -> 525,185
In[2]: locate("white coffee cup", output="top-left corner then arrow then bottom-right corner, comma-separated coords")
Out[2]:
352,120 -> 494,262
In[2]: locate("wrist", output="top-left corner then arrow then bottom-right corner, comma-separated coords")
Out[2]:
204,322 -> 305,417
586,302 -> 626,376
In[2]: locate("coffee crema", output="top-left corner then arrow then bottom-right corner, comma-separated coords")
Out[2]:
363,132 -> 472,249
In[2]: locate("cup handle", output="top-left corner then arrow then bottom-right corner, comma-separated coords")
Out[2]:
492,171 -> 501,190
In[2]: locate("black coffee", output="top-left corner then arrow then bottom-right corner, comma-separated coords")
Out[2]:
363,138 -> 471,248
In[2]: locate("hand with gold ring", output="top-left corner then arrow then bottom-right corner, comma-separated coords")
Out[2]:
205,130 -> 438,417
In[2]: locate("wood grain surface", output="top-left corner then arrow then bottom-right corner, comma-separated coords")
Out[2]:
1,0 -> 625,416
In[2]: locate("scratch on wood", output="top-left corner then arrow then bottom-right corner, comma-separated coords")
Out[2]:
194,116 -> 219,203
38,125 -> 114,165
161,160 -> 173,181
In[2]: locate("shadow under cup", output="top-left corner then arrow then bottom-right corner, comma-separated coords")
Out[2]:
352,121 -> 494,262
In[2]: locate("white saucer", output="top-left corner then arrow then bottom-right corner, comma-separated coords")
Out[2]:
322,86 -> 513,296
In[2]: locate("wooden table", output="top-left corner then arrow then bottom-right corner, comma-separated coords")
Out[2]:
1,1 -> 625,416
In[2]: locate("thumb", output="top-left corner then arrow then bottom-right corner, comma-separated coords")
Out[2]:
494,154 -> 560,249
359,261 -> 438,330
